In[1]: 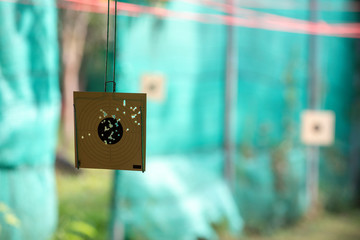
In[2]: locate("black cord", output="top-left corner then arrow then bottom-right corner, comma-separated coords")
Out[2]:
104,0 -> 117,93
112,0 -> 118,93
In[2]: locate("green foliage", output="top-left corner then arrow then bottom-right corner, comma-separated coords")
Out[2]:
0,202 -> 21,235
53,220 -> 97,240
243,211 -> 360,240
52,170 -> 112,240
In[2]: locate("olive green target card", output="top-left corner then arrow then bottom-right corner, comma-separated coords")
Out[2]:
73,92 -> 146,172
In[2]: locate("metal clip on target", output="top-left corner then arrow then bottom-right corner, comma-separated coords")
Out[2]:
74,104 -> 80,169
104,0 -> 118,93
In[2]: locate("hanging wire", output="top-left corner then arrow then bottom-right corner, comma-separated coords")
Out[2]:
112,0 -> 118,92
104,0 -> 117,93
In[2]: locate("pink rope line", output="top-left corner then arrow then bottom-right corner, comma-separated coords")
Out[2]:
2,0 -> 360,38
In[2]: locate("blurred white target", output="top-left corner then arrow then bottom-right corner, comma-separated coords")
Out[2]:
140,73 -> 166,102
301,110 -> 335,146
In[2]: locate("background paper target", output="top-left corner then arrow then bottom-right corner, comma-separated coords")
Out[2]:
301,110 -> 335,146
140,73 -> 166,102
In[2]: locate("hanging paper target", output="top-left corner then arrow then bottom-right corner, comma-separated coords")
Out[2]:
73,92 -> 146,171
300,110 -> 335,146
140,73 -> 166,102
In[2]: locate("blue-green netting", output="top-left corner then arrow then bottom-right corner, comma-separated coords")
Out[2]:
0,0 -> 358,239
107,0 -> 360,237
234,13 -> 310,231
0,1 -> 60,239
109,1 -> 243,239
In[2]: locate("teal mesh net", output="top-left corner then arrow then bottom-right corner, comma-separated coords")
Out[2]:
109,1 -> 243,239
0,1 -> 60,239
108,0 -> 360,237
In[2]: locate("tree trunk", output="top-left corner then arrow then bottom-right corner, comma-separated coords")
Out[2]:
60,10 -> 89,157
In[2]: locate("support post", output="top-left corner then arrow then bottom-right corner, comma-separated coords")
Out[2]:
307,0 -> 320,214
224,0 -> 238,191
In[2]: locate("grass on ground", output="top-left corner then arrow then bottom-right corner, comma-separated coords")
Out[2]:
53,169 -> 113,240
53,169 -> 360,240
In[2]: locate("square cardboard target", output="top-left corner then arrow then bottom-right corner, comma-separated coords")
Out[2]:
140,73 -> 166,102
301,110 -> 335,146
73,92 -> 146,171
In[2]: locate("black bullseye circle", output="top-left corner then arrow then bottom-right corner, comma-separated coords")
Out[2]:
98,117 -> 123,145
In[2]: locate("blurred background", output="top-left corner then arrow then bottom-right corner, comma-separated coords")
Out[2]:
0,0 -> 360,239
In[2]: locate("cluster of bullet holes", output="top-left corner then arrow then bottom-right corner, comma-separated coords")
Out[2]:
80,101 -> 143,144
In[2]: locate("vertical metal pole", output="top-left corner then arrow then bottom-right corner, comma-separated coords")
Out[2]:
307,0 -> 320,213
109,2 -> 124,239
110,171 -> 124,240
224,0 -> 238,191
350,40 -> 360,206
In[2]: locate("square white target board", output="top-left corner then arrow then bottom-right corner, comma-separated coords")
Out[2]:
301,110 -> 335,146
140,73 -> 166,102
